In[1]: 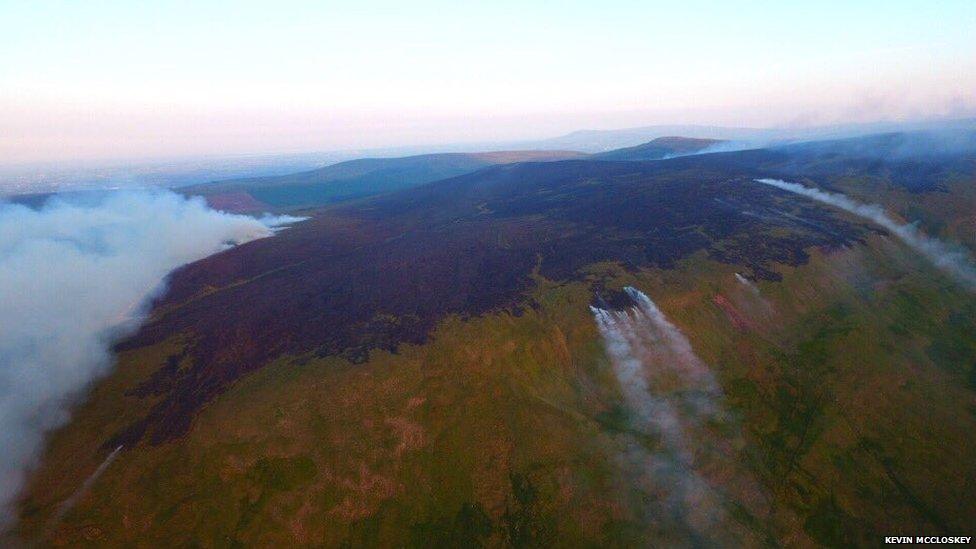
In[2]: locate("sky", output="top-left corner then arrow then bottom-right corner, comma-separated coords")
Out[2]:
1,0 -> 974,164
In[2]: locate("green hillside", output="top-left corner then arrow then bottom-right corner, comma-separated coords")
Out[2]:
16,241 -> 976,546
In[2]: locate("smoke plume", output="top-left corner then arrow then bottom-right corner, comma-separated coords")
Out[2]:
734,273 -> 759,294
590,287 -> 736,537
756,178 -> 976,291
0,189 -> 298,530
591,286 -> 775,541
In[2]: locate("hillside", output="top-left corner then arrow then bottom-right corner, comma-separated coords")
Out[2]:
12,134 -> 976,546
592,136 -> 723,161
519,118 -> 976,152
182,150 -> 587,212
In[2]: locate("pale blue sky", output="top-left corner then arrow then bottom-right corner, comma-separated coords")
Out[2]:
1,0 -> 974,162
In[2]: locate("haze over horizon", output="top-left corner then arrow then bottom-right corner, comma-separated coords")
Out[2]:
2,0 -> 975,164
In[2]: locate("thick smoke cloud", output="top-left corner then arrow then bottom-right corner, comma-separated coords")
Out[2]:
0,190 -> 297,530
756,178 -> 976,291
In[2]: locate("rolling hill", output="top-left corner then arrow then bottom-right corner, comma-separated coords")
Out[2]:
12,132 -> 976,546
591,136 -> 723,161
181,150 -> 587,212
518,118 -> 976,152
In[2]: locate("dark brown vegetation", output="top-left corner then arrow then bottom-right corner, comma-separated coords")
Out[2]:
113,156 -> 873,445
17,131 -> 976,546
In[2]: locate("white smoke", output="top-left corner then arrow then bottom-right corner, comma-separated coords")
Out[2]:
733,273 -> 760,295
590,306 -> 690,458
755,178 -> 976,291
590,287 -> 730,534
45,444 -> 124,535
591,287 -> 774,540
256,213 -> 309,232
591,287 -> 724,443
0,189 -> 299,530
729,273 -> 775,323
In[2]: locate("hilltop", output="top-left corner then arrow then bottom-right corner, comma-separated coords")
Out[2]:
181,150 -> 586,212
592,136 -> 723,161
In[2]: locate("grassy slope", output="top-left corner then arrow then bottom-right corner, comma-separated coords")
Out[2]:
14,229 -> 976,546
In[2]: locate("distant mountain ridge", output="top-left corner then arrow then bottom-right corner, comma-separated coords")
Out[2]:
182,124 -> 976,214
182,138 -> 728,212
522,117 -> 976,152
592,136 -> 723,161
182,150 -> 586,211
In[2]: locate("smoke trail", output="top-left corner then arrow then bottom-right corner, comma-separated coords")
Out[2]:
592,287 -> 774,541
756,178 -> 976,291
590,307 -> 692,458
590,287 -> 730,534
730,272 -> 776,322
0,189 -> 300,531
734,273 -> 759,294
44,445 -> 123,534
591,287 -> 724,436
256,213 -> 309,232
